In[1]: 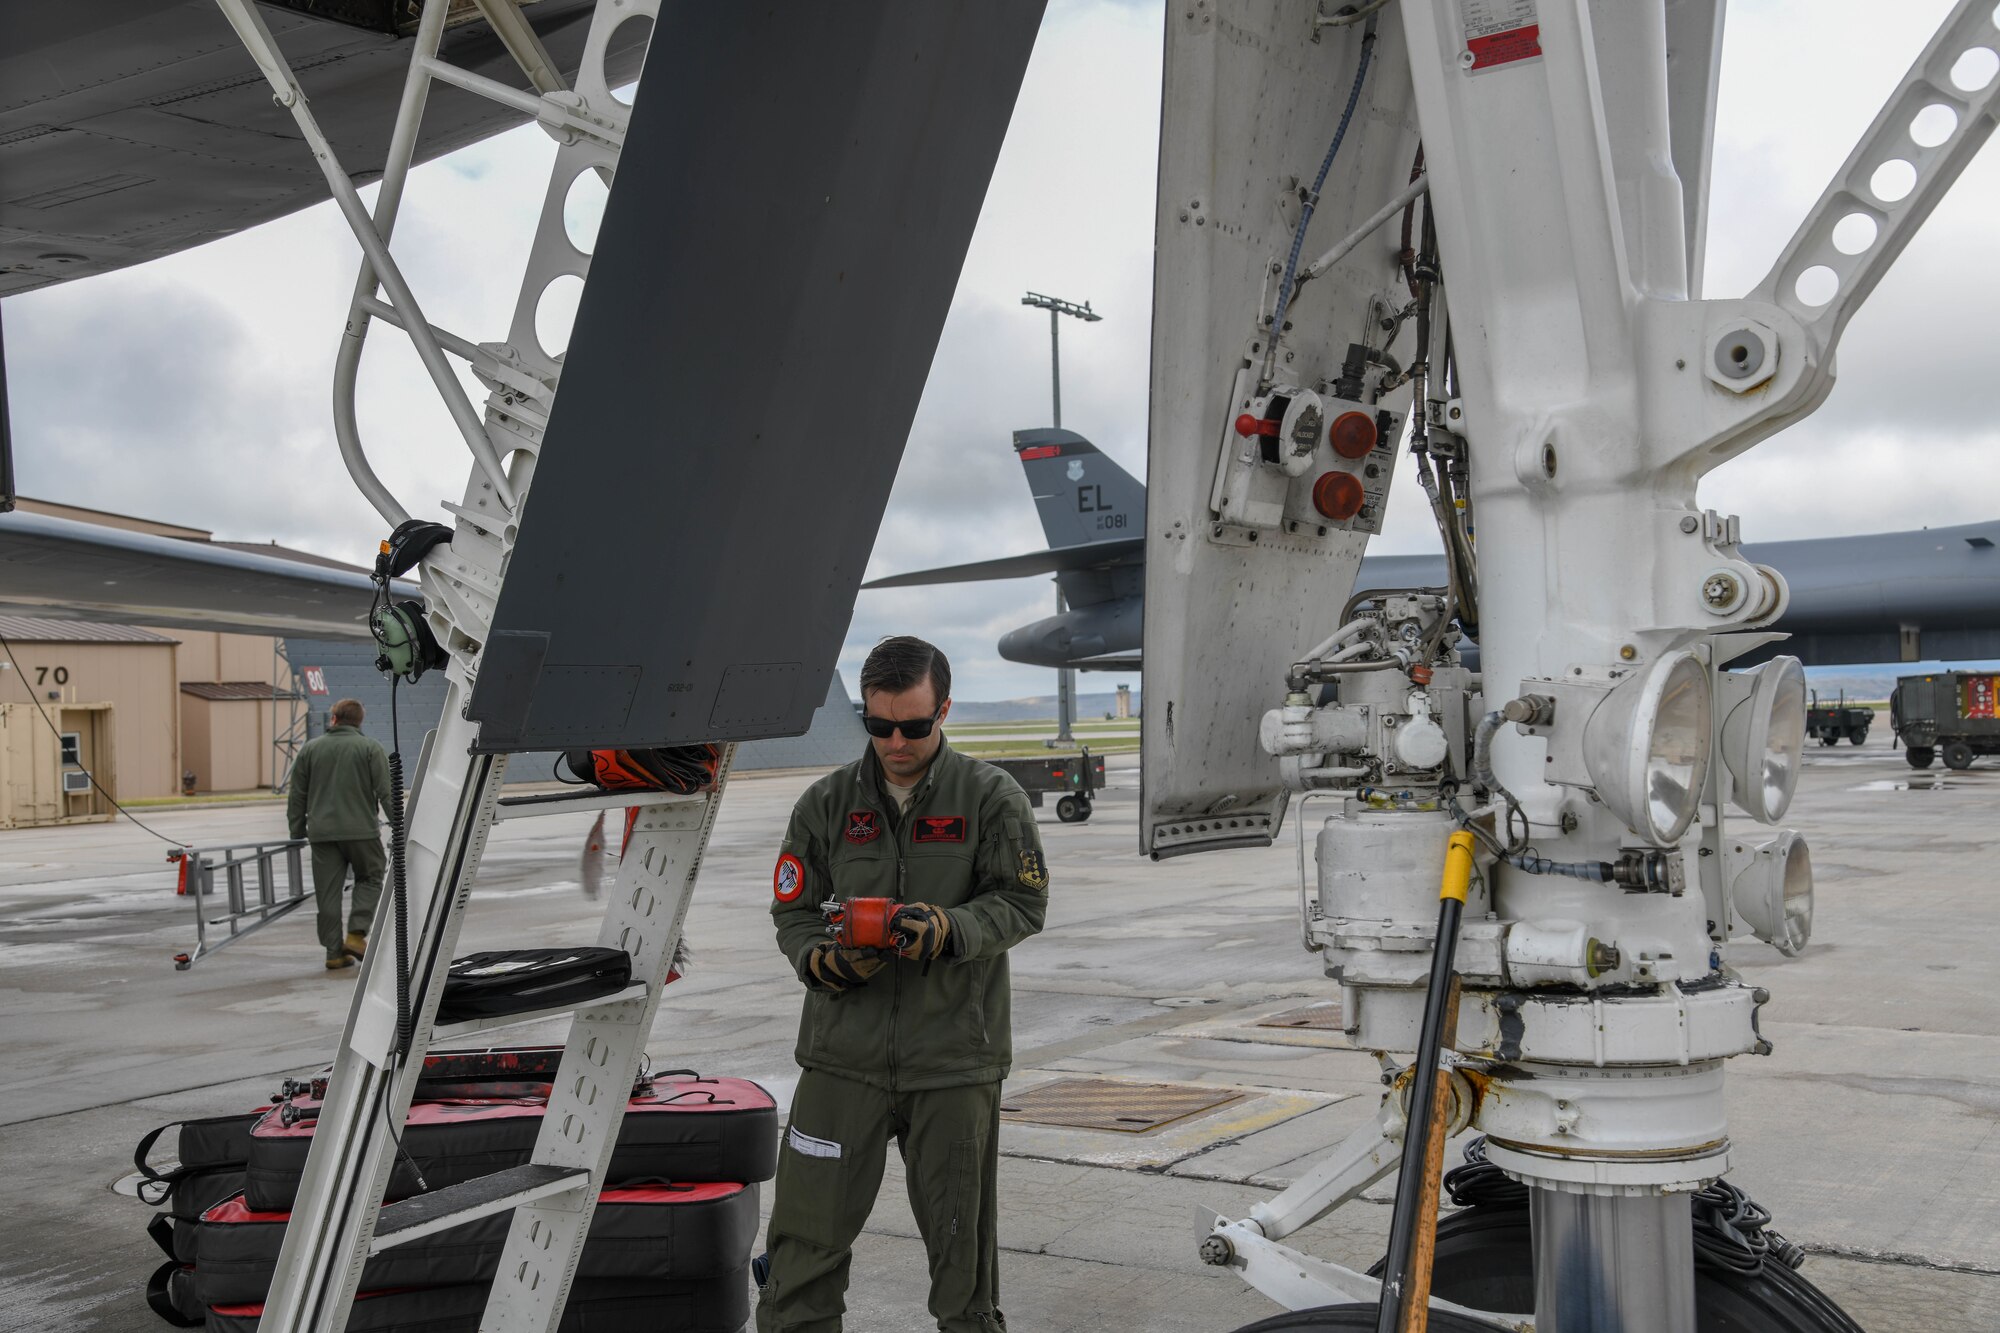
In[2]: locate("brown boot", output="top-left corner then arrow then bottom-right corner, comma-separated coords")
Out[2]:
343,932 -> 367,959
325,954 -> 356,971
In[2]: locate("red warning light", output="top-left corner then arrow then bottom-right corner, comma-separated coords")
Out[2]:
1329,411 -> 1377,459
1312,471 -> 1365,521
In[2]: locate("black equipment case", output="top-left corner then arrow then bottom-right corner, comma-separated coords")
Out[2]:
435,948 -> 633,1024
244,1074 -> 778,1211
135,1111 -> 267,1263
194,1180 -> 759,1306
204,1273 -> 750,1332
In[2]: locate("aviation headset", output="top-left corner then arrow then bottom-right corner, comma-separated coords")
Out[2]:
370,520 -> 452,684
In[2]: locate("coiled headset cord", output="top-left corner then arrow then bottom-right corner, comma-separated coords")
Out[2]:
387,675 -> 413,1055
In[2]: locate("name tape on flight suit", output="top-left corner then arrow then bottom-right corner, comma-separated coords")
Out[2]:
787,1126 -> 843,1159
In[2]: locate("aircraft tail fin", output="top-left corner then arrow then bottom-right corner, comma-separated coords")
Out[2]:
1014,429 -> 1144,552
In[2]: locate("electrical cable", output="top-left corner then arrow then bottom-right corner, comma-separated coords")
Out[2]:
0,629 -> 191,847
1442,788 -> 1512,861
374,1060 -> 430,1194
387,675 -> 413,1056
1442,1136 -> 1528,1210
374,672 -> 428,1192
1259,15 -> 1378,390
1316,0 -> 1394,28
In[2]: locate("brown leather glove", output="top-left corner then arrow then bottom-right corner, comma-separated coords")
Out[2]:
803,941 -> 886,992
891,903 -> 954,962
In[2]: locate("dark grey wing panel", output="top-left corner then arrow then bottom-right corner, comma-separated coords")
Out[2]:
465,1 -> 1045,752
1,0 -> 648,296
0,510 -> 390,639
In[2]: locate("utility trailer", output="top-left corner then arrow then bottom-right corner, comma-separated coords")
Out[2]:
1805,692 -> 1873,746
1891,671 -> 2000,769
989,748 -> 1107,823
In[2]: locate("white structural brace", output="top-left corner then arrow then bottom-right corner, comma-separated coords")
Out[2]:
212,0 -> 518,518
208,5 -> 700,1333
1751,0 -> 2000,366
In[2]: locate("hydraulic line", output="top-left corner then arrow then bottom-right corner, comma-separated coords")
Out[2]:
1397,145 -> 1424,297
1377,831 -> 1477,1333
1505,851 -> 1613,882
1259,15 -> 1378,390
1469,711 -> 1518,815
1467,711 -> 1529,855
1303,617 -> 1374,663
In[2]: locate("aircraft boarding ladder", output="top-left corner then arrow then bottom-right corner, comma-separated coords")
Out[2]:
207,2 -> 699,1328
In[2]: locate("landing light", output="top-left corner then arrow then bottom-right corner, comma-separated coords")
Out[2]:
1312,471 -> 1364,521
1730,829 -> 1814,956
1581,650 -> 1712,845
1718,656 -> 1807,824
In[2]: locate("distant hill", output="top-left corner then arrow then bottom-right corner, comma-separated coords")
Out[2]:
949,691 -> 1140,724
1804,661 -> 1999,703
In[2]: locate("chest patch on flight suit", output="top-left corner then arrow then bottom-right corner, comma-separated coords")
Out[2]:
912,815 -> 966,843
843,810 -> 881,844
774,853 -> 805,902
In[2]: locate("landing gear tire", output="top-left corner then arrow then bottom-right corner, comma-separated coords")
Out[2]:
1283,1201 -> 1865,1333
1055,794 -> 1090,823
1907,747 -> 1935,769
1944,742 -> 1975,771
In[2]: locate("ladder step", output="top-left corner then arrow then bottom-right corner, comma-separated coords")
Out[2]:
432,982 -> 649,1041
494,788 -> 705,821
370,1164 -> 590,1254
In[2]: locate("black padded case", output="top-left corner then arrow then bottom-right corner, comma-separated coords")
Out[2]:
194,1180 -> 758,1306
244,1074 -> 777,1212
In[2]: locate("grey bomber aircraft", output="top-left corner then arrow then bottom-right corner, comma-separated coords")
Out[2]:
862,428 -> 2000,672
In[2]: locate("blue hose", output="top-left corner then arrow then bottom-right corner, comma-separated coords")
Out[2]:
1263,23 -> 1377,386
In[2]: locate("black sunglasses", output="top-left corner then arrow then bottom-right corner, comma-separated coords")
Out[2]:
862,708 -> 942,741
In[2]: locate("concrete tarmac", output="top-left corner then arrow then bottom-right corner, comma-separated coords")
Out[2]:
1,728 -> 1995,1330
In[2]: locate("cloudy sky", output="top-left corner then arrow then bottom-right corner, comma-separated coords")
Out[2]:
8,0 -> 1997,699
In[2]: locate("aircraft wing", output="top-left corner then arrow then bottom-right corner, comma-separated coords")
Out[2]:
862,538 -> 1145,589
0,509 -> 408,640
1073,652 -> 1143,671
2,0 -> 648,296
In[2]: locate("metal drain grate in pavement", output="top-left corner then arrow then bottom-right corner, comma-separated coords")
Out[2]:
999,1078 -> 1244,1134
1256,1001 -> 1342,1030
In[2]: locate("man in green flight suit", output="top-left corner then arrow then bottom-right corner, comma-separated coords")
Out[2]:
757,636 -> 1049,1333
285,697 -> 392,971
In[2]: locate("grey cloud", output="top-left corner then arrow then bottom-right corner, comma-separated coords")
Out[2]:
6,277 -> 387,559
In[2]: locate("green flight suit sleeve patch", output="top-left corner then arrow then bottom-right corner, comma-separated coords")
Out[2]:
1016,846 -> 1049,892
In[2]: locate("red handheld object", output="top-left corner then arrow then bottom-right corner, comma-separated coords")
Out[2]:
822,897 -> 900,951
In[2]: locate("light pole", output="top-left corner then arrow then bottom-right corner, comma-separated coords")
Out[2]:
1022,291 -> 1101,746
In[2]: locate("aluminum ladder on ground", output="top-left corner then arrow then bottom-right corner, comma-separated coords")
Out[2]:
206,2 -> 692,1328
170,837 -> 309,970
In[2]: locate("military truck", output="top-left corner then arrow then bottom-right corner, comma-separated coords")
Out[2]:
1806,692 -> 1873,746
1891,671 -> 2000,770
